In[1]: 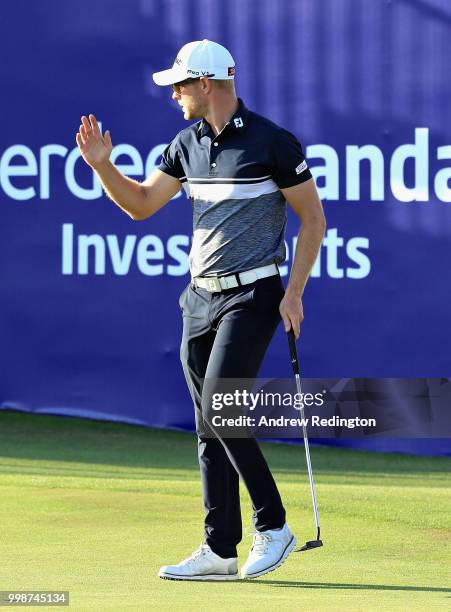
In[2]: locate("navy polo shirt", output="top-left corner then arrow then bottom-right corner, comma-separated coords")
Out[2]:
159,98 -> 312,277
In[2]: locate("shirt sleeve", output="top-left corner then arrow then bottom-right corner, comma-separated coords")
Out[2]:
271,128 -> 313,189
158,136 -> 186,182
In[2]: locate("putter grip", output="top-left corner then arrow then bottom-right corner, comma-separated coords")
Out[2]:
287,329 -> 300,375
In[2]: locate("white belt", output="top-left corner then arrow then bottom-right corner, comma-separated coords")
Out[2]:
193,263 -> 278,293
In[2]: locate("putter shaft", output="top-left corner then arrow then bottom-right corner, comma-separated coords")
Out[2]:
287,329 -> 322,549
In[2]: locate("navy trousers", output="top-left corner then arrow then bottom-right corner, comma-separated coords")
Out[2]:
179,274 -> 287,559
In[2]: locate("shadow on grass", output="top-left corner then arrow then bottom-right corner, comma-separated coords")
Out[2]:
251,580 -> 451,593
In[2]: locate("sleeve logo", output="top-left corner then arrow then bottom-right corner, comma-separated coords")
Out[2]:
295,160 -> 308,175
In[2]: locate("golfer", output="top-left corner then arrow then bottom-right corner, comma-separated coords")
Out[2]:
76,39 -> 325,581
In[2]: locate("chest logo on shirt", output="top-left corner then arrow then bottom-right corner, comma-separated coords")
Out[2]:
295,160 -> 308,175
234,117 -> 244,128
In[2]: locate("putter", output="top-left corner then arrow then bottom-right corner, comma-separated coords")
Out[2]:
287,328 -> 323,552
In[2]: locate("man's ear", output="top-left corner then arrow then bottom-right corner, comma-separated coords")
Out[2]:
200,77 -> 213,94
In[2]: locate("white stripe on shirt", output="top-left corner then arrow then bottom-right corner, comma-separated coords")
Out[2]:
189,177 -> 279,202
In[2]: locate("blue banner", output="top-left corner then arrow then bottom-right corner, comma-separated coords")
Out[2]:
1,1 -> 450,456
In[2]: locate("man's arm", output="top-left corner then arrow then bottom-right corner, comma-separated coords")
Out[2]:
76,114 -> 181,220
279,178 -> 326,338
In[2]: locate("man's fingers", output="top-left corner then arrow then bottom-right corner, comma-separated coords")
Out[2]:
89,114 -> 101,136
78,125 -> 87,145
81,115 -> 91,133
80,124 -> 88,141
280,311 -> 291,333
293,319 -> 301,339
285,313 -> 301,339
75,132 -> 84,148
104,129 -> 112,148
280,296 -> 304,339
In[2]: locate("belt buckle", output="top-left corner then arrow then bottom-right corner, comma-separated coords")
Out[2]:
206,277 -> 222,292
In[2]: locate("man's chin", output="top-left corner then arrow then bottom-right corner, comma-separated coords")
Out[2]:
183,109 -> 201,121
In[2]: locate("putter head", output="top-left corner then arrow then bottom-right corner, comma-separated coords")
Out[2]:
295,539 -> 323,552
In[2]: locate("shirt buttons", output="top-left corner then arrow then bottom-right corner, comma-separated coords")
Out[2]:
213,142 -> 219,147
211,162 -> 217,167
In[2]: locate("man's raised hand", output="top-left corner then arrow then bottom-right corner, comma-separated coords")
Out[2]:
76,114 -> 113,170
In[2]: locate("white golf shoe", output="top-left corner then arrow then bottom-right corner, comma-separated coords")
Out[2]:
240,523 -> 296,579
158,544 -> 238,581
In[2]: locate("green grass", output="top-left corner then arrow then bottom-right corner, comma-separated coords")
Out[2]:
0,410 -> 450,611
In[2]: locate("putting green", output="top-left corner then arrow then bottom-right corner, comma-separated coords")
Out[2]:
0,411 -> 449,611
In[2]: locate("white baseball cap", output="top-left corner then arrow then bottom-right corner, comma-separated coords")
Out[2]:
152,39 -> 235,86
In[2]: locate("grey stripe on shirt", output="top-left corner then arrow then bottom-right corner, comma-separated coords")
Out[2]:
188,190 -> 287,278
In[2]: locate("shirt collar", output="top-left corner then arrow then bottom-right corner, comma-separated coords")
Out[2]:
198,98 -> 249,138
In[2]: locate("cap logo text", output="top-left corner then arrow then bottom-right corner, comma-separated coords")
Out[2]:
186,69 -> 211,76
